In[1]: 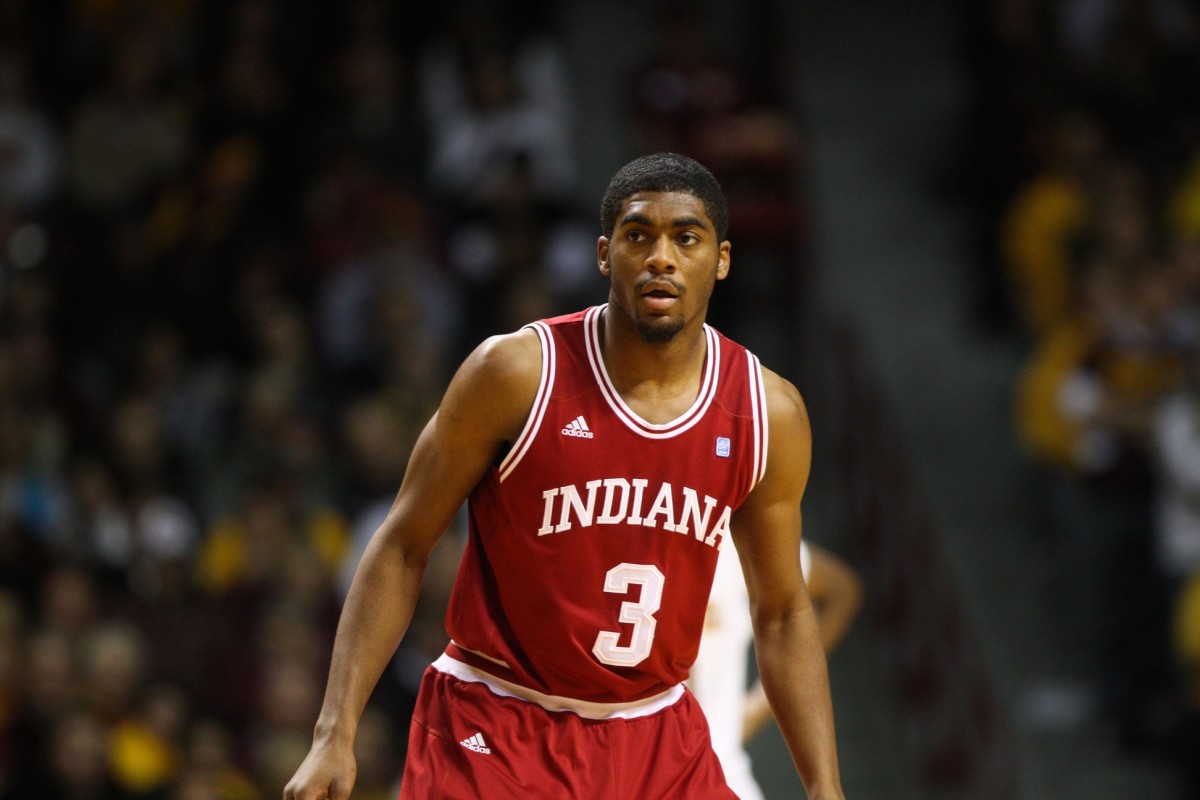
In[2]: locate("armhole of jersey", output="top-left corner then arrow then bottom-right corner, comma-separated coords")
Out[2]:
747,352 -> 769,490
498,322 -> 555,482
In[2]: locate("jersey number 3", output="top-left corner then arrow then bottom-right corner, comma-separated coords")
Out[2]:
592,563 -> 665,667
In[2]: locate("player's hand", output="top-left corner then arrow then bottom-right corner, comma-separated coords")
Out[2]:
282,738 -> 357,800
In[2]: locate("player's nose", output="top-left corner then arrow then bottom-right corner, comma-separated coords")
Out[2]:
644,236 -> 678,272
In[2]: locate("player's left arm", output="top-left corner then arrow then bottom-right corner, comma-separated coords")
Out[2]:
731,368 -> 844,800
742,541 -> 864,742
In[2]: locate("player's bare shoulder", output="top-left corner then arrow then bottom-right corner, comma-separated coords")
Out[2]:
759,366 -> 811,442
441,328 -> 544,445
468,328 -> 543,392
757,366 -> 812,495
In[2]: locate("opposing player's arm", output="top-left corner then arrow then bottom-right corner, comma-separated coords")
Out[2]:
731,369 -> 844,800
742,541 -> 863,742
284,329 -> 542,800
807,543 -> 864,654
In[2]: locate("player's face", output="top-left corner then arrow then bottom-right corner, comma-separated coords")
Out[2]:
598,191 -> 730,343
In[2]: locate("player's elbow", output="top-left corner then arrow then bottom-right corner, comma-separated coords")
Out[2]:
749,592 -> 810,640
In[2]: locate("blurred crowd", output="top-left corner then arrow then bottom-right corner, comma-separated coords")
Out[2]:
0,0 -> 601,798
957,0 -> 1200,790
0,1 -> 808,799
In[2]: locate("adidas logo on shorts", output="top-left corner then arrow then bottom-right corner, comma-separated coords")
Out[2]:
562,415 -> 594,438
459,732 -> 491,754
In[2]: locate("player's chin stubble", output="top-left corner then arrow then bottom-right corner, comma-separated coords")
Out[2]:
634,312 -> 685,343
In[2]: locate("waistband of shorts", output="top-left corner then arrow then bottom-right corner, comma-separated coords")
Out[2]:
432,649 -> 685,720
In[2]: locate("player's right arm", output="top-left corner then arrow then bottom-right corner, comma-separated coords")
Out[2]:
283,329 -> 543,800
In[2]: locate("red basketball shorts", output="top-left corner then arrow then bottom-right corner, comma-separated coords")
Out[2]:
398,657 -> 736,799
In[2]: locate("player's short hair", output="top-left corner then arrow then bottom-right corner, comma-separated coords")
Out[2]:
600,153 -> 729,240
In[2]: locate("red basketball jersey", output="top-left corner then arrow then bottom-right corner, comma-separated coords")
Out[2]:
443,305 -> 769,703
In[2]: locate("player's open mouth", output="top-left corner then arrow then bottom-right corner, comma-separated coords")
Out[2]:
641,291 -> 677,311
640,280 -> 680,311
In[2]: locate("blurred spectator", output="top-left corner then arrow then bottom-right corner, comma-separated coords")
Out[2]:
246,653 -> 321,796
115,554 -> 219,715
418,1 -> 575,210
0,402 -> 71,547
348,706 -> 401,800
38,563 -> 101,641
200,0 -> 305,226
1152,349 -> 1200,584
417,4 -> 590,349
334,393 -> 417,523
178,719 -> 258,800
206,298 -> 335,517
957,0 -> 1069,332
196,481 -> 344,599
108,682 -> 188,795
441,153 -> 594,348
3,709 -> 134,800
1054,0 -> 1196,171
107,395 -> 181,497
308,174 -> 459,398
78,621 -> 147,725
629,4 -> 750,158
67,34 -> 190,218
1000,111 -> 1108,339
126,324 -> 235,494
313,0 -> 429,188
1017,257 -> 1188,739
0,53 -> 62,213
5,626 -> 77,780
1151,347 -> 1200,775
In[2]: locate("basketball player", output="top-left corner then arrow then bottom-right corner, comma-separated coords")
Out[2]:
283,153 -> 844,799
691,540 -> 862,800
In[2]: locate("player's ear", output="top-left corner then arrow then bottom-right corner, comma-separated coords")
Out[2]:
598,238 -> 611,276
716,241 -> 731,281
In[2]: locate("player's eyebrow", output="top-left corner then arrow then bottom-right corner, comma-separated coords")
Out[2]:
669,216 -> 709,230
619,213 -> 710,230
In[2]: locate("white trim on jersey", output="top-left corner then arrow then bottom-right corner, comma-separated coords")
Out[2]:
432,653 -> 686,720
583,305 -> 721,439
746,352 -> 769,487
499,321 -> 556,482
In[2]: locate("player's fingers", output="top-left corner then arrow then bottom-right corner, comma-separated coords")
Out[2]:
333,777 -> 355,800
283,783 -> 328,800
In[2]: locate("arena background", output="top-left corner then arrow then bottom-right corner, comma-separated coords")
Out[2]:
0,0 -> 1194,798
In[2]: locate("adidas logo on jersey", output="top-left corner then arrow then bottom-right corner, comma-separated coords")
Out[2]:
561,415 -> 594,438
459,732 -> 491,754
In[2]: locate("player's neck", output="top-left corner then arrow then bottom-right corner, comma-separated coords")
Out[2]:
598,306 -> 708,420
